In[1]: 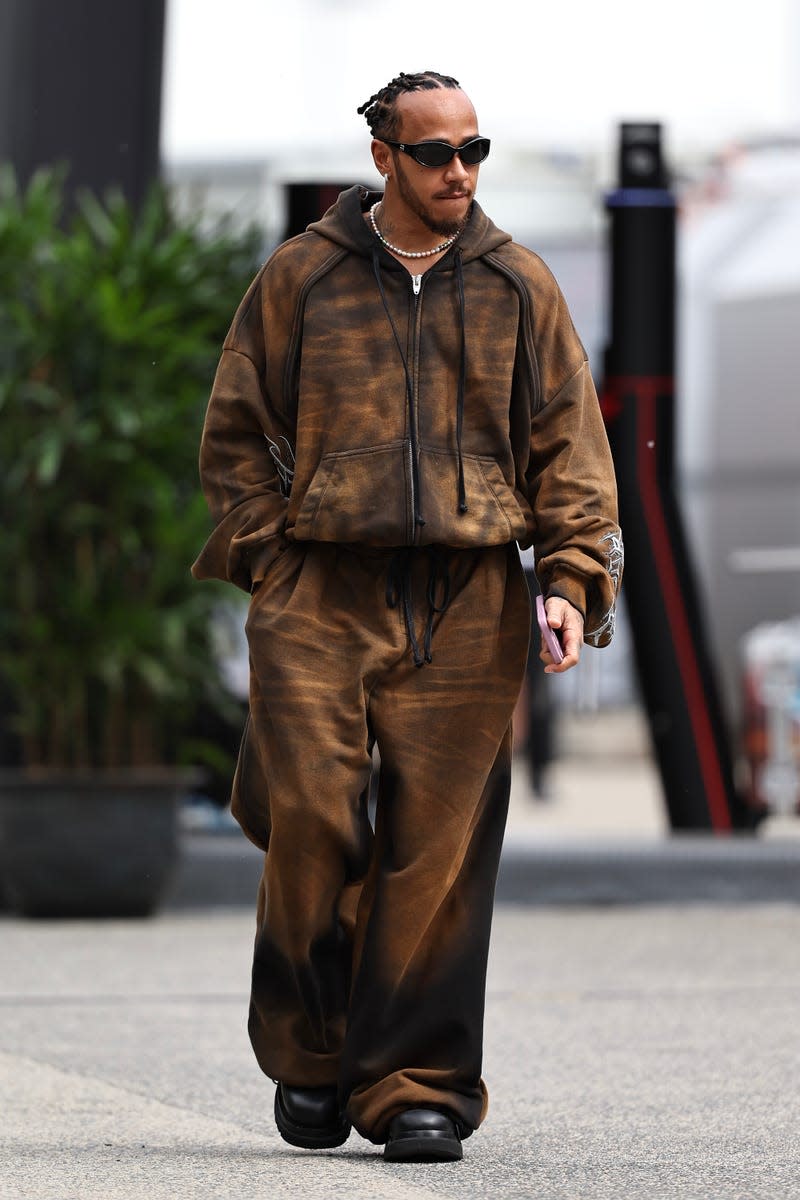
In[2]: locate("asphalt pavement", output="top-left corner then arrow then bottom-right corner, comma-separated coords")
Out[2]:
2,707 -> 800,1199
3,904 -> 800,1200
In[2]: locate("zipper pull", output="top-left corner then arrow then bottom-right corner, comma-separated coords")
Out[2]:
412,273 -> 422,295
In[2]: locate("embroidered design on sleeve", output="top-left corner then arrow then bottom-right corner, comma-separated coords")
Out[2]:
585,528 -> 624,646
265,435 -> 295,498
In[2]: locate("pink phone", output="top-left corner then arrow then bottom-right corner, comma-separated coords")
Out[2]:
536,595 -> 564,665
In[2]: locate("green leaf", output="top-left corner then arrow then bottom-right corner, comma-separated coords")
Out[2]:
0,170 -> 262,768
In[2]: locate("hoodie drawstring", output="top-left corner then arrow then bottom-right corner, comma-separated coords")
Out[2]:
372,245 -> 470,523
371,250 -> 425,530
454,248 -> 468,514
386,547 -> 451,667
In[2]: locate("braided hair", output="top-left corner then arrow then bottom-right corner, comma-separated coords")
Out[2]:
357,71 -> 461,140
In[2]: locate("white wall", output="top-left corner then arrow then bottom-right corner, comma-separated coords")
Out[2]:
161,0 -> 797,167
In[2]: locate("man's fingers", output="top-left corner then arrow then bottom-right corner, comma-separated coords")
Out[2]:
540,598 -> 584,674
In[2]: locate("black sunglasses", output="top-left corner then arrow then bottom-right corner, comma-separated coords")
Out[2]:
380,136 -> 491,168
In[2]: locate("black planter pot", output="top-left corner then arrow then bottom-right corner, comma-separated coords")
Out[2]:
0,769 -> 194,918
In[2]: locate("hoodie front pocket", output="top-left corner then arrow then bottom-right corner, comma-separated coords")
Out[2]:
416,450 -> 528,546
292,441 -> 411,545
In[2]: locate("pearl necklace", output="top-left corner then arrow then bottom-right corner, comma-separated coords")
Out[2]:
369,202 -> 459,259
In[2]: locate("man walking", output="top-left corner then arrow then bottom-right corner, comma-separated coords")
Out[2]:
193,70 -> 622,1162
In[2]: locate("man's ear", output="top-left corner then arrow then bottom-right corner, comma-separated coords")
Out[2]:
371,138 -> 392,178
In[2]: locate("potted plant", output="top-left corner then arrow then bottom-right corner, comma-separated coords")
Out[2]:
0,168 -> 261,915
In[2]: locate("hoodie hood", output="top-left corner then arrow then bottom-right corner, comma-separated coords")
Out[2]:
307,184 -> 512,265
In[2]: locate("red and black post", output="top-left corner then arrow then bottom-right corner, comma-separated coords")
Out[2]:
602,123 -> 750,831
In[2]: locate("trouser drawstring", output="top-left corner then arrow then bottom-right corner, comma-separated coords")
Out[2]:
386,547 -> 451,667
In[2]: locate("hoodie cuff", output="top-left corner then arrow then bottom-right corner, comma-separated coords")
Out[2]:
247,536 -> 287,591
545,576 -> 587,623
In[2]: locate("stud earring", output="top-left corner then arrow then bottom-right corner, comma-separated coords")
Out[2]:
384,173 -> 390,181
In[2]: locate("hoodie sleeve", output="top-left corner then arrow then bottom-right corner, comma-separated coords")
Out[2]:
525,270 -> 624,648
191,264 -> 293,594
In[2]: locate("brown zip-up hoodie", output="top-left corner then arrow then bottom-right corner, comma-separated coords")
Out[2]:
192,186 -> 623,646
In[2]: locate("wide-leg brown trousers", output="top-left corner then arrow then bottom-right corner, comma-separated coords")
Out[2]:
232,540 -> 530,1143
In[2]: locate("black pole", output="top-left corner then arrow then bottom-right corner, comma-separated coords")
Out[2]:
0,0 -> 165,211
601,123 -> 749,832
283,182 -> 360,240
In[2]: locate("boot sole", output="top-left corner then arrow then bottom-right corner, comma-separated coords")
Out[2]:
384,1133 -> 463,1162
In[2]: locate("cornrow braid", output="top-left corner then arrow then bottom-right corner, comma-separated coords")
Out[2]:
357,71 -> 461,140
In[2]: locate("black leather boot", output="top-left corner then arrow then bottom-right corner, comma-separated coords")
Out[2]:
384,1108 -> 463,1162
274,1083 -> 350,1149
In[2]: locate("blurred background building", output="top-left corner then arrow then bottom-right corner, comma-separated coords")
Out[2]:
2,0 -> 797,834
161,0 -> 800,728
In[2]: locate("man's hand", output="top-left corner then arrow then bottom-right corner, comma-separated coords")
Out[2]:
540,597 -> 584,673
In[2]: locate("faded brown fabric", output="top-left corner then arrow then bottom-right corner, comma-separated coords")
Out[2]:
194,183 -> 623,1145
238,541 -> 529,1142
191,185 -> 622,645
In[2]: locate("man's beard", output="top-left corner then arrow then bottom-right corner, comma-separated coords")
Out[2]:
394,158 -> 472,237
